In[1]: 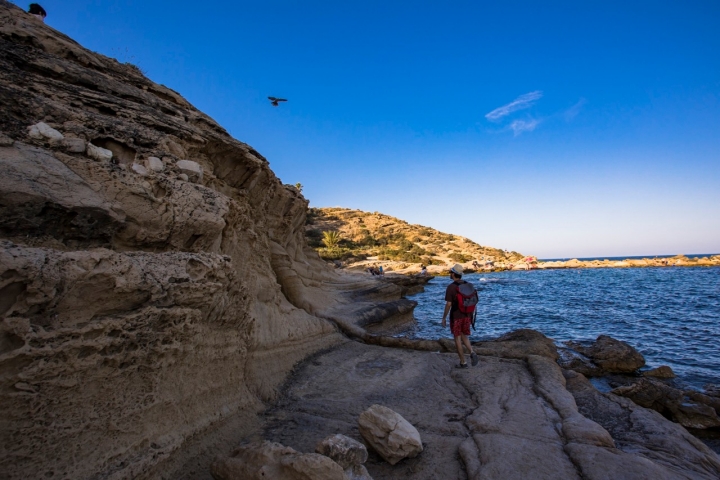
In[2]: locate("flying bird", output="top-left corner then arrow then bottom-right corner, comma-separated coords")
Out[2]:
268,96 -> 287,107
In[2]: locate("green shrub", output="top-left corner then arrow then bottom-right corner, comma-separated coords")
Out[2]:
305,228 -> 323,247
449,252 -> 472,263
318,248 -> 356,261
322,230 -> 341,249
359,235 -> 378,247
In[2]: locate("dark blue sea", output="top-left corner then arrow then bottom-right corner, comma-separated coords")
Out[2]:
406,267 -> 720,389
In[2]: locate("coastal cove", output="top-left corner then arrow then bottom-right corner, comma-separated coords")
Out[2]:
2,3 -> 719,478
405,267 -> 720,389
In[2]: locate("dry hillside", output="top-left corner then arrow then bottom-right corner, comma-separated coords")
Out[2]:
306,207 -> 525,268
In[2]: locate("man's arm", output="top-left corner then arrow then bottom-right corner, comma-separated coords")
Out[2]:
441,301 -> 452,328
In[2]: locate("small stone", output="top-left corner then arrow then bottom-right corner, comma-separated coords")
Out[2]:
131,163 -> 149,176
27,122 -> 64,143
178,173 -> 189,182
0,132 -> 13,146
358,404 -> 423,465
211,441 -> 347,480
316,434 -> 368,469
345,464 -> 373,480
145,156 -> 164,172
87,143 -> 113,162
61,137 -> 86,153
643,365 -> 676,378
176,159 -> 203,183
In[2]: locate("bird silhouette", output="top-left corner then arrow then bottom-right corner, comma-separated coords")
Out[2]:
268,96 -> 287,107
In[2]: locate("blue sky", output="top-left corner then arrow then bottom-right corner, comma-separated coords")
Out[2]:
22,1 -> 720,257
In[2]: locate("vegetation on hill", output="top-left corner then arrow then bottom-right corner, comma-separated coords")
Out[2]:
305,207 -> 525,265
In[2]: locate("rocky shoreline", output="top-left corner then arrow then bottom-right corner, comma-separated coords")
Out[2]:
537,254 -> 720,270
241,329 -> 720,480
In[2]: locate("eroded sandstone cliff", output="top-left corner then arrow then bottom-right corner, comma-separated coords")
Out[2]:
0,2 -> 408,478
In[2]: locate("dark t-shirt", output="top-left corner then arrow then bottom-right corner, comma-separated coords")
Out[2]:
445,280 -> 469,320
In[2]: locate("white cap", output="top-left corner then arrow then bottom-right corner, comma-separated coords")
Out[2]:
450,264 -> 463,275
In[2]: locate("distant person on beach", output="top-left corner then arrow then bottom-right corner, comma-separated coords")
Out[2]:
419,265 -> 427,276
378,265 -> 384,276
28,3 -> 46,21
442,264 -> 479,369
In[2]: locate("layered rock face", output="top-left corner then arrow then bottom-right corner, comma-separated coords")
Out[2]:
0,3 -> 403,478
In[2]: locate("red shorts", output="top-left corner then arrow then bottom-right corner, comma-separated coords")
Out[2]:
450,317 -> 471,337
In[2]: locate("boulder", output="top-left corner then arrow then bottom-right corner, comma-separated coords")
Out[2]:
611,378 -> 720,429
178,173 -> 189,182
177,159 -> 203,182
145,156 -> 164,172
642,365 -> 675,378
61,137 -> 86,153
316,434 -> 368,469
358,404 -> 423,465
86,142 -> 113,162
475,329 -> 559,360
566,335 -> 645,373
211,441 -> 348,480
27,122 -> 63,143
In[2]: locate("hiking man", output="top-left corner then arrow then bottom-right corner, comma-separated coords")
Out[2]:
442,264 -> 479,368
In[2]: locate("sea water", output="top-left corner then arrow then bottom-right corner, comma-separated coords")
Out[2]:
406,267 -> 720,389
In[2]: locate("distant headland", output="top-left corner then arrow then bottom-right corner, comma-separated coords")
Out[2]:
307,207 -> 719,273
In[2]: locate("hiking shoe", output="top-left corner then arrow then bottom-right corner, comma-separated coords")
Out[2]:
471,352 -> 479,366
456,363 -> 469,369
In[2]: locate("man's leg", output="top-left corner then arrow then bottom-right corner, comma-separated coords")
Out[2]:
460,334 -> 473,355
461,334 -> 479,366
454,335 -> 466,364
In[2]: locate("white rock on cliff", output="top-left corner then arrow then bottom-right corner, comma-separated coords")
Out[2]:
27,122 -> 64,143
358,404 -> 423,465
145,156 -> 164,172
131,163 -> 149,176
86,142 -> 113,162
177,159 -> 203,183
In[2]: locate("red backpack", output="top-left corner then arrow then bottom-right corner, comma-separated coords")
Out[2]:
456,281 -> 479,315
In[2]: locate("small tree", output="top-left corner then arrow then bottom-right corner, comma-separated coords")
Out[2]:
294,183 -> 303,193
322,230 -> 341,249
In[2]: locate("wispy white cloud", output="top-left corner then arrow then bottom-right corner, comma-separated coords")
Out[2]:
485,90 -> 543,121
564,98 -> 587,121
509,119 -> 539,136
